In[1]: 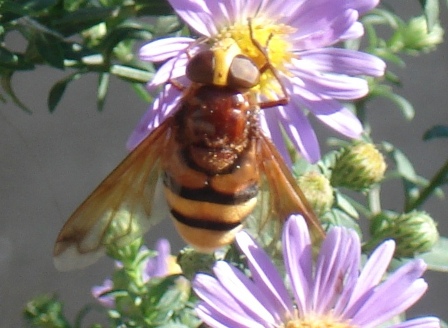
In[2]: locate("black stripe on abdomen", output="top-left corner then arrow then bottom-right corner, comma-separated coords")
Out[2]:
163,173 -> 258,205
170,209 -> 242,231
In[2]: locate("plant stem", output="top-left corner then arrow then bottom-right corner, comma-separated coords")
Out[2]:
368,185 -> 382,215
405,159 -> 448,211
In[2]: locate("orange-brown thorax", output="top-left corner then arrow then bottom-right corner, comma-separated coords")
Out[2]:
174,85 -> 258,173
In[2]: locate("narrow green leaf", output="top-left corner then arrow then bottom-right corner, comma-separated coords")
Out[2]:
1,72 -> 31,112
381,92 -> 415,120
48,73 -> 82,112
0,1 -> 30,16
135,0 -> 174,16
390,146 -> 418,182
0,48 -> 16,65
158,324 -> 191,328
101,26 -> 153,57
418,237 -> 448,272
18,17 -> 64,39
368,85 -> 414,120
0,47 -> 34,70
153,15 -> 182,35
97,72 -> 109,111
48,81 -> 68,113
419,0 -> 440,30
324,209 -> 362,235
22,0 -> 58,12
34,34 -> 65,69
110,64 -> 153,83
52,7 -> 118,36
423,125 -> 448,140
131,83 -> 152,103
334,192 -> 359,219
373,49 -> 405,67
362,8 -> 401,29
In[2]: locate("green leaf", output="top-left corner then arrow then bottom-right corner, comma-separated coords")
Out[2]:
18,16 -> 64,39
0,47 -> 34,70
323,209 -> 362,236
372,49 -> 405,67
110,64 -> 153,83
34,33 -> 65,69
419,0 -> 440,30
101,25 -> 153,58
1,71 -> 31,112
97,72 -> 109,111
385,143 -> 418,182
0,1 -> 28,23
52,7 -> 118,36
423,125 -> 448,140
158,324 -> 192,328
418,236 -> 448,272
153,15 -> 182,36
368,84 -> 414,120
131,83 -> 152,103
381,92 -> 414,120
334,192 -> 359,219
0,1 -> 29,15
48,72 -> 82,112
21,0 -> 58,13
135,0 -> 174,16
362,8 -> 401,28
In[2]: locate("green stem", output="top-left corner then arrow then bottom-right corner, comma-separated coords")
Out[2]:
368,185 -> 382,215
405,159 -> 448,211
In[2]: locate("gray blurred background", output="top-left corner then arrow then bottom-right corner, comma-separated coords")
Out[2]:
1,1 -> 447,326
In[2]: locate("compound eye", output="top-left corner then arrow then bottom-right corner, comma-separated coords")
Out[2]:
186,51 -> 215,85
227,55 -> 260,89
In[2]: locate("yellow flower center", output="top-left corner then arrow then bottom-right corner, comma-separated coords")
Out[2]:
284,314 -> 357,328
212,18 -> 296,99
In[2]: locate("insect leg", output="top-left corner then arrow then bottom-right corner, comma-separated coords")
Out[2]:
247,18 -> 290,108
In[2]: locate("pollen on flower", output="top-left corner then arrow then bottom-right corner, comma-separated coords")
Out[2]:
213,19 -> 296,99
285,314 -> 357,328
166,255 -> 182,275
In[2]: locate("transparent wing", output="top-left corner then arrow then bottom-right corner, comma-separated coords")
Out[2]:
54,118 -> 173,271
252,133 -> 325,245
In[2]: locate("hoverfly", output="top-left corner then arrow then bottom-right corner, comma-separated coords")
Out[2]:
54,36 -> 325,271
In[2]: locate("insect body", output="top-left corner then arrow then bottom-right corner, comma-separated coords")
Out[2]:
54,41 -> 324,271
163,84 -> 260,252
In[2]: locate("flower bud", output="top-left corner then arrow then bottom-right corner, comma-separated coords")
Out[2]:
331,142 -> 386,191
177,247 -> 216,279
297,171 -> 334,216
370,211 -> 439,257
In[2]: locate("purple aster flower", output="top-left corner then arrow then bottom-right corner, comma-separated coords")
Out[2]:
129,0 -> 386,163
192,215 -> 440,327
